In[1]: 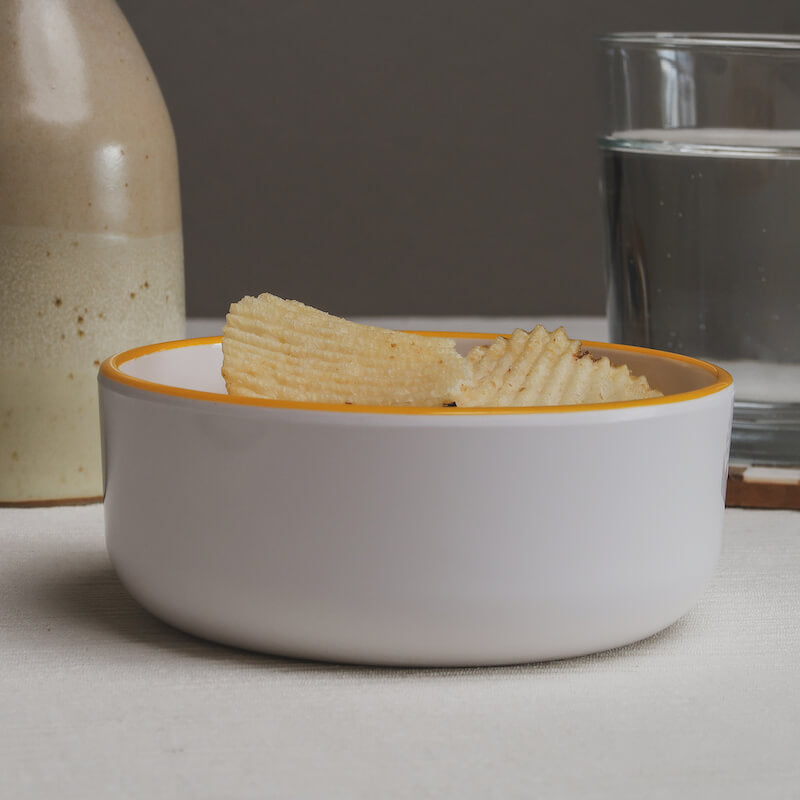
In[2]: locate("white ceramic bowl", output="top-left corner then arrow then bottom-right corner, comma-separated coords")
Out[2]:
99,334 -> 733,666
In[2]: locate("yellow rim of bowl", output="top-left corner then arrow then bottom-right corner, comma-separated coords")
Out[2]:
100,333 -> 733,416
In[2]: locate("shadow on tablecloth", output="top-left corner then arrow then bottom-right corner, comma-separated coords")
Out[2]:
11,541 -> 696,678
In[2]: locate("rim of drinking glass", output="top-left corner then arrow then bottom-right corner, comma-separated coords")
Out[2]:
596,32 -> 800,51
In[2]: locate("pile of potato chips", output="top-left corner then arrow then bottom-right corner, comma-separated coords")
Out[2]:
222,292 -> 662,407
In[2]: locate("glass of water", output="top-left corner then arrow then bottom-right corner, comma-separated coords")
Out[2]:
597,33 -> 800,466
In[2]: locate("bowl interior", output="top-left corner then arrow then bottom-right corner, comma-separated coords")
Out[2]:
114,334 -> 728,404
122,339 -> 228,393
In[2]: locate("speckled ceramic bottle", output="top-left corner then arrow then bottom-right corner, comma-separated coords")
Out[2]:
0,0 -> 185,504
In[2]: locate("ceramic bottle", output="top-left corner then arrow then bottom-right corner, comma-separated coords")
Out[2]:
0,0 -> 185,503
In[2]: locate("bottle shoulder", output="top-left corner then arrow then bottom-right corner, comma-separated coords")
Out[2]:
0,1 -> 181,234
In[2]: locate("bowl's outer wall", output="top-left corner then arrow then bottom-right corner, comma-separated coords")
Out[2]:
100,375 -> 733,666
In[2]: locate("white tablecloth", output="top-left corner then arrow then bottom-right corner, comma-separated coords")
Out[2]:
2,504 -> 798,799
2,317 -> 799,798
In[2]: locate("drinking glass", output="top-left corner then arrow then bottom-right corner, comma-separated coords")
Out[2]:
597,32 -> 800,465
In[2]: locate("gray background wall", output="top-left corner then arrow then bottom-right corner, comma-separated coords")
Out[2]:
116,1 -> 800,319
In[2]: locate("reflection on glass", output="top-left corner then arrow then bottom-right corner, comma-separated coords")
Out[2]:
657,48 -> 696,129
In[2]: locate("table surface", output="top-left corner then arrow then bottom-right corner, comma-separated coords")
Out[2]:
2,317 -> 799,799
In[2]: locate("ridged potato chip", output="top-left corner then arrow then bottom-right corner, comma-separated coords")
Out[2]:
455,326 -> 662,407
222,293 -> 470,406
222,292 -> 661,409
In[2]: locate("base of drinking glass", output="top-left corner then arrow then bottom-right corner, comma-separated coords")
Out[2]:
730,400 -> 800,466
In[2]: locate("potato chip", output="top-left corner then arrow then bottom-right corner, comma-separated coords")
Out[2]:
222,293 -> 470,406
455,326 -> 662,407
